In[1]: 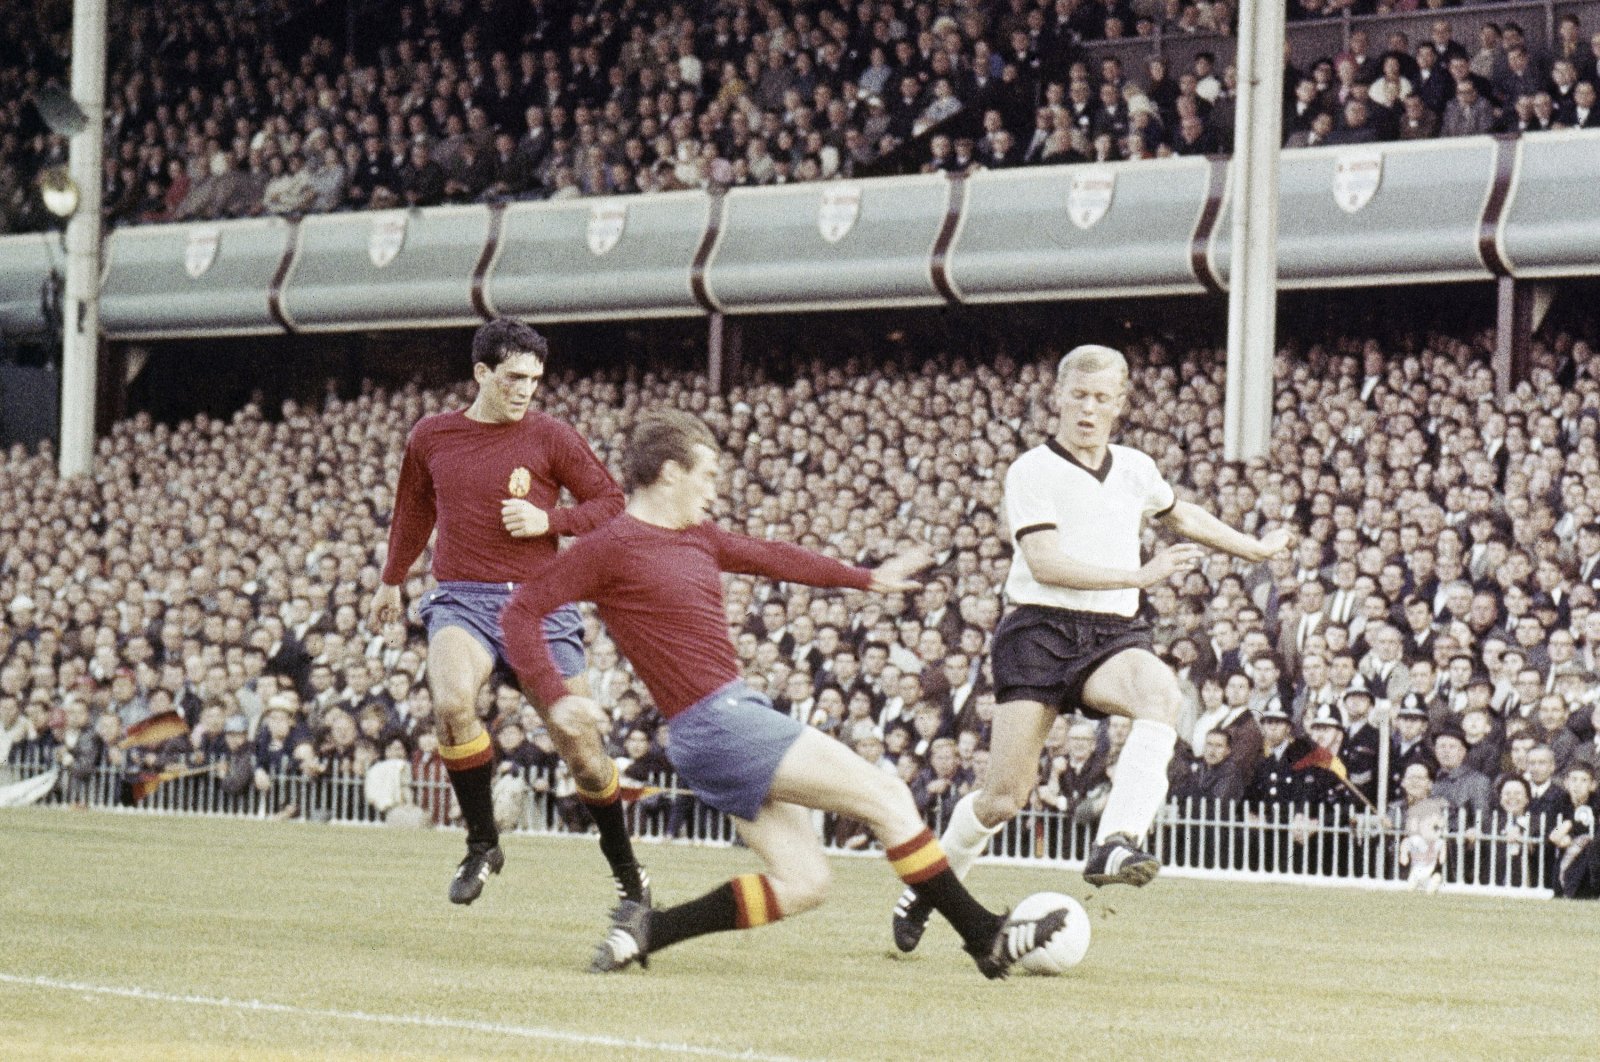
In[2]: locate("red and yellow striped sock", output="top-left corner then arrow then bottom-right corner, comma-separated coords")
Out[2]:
888,828 -> 1000,950
576,760 -> 641,884
577,759 -> 621,807
440,730 -> 494,771
886,828 -> 951,885
649,876 -> 778,953
731,873 -> 782,929
439,730 -> 496,846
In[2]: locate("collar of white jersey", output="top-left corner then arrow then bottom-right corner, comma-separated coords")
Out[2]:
1046,438 -> 1112,483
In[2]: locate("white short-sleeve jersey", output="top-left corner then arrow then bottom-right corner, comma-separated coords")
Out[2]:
1002,440 -> 1176,618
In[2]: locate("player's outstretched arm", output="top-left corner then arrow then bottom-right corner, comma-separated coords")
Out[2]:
1020,530 -> 1203,592
868,545 -> 935,592
708,524 -> 875,591
367,582 -> 403,632
1159,501 -> 1292,563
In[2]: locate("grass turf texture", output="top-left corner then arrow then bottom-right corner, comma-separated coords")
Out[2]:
0,810 -> 1591,1061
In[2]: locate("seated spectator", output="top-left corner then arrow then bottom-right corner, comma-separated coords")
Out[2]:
400,142 -> 445,208
1397,95 -> 1440,140
1441,78 -> 1497,138
1285,110 -> 1335,149
1559,79 -> 1600,127
261,154 -> 315,216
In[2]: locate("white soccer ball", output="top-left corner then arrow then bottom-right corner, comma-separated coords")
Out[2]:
1012,891 -> 1091,975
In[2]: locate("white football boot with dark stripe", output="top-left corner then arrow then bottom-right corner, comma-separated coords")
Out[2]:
1082,831 -> 1161,887
590,900 -> 651,973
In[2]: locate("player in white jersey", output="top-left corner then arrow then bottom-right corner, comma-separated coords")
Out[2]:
892,344 -> 1291,952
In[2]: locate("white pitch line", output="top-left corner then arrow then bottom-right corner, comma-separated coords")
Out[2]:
0,973 -> 819,1062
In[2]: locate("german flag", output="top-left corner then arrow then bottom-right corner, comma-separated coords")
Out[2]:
129,763 -> 211,802
118,711 -> 190,750
1292,743 -> 1348,781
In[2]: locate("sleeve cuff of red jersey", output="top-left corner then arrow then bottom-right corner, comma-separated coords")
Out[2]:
850,566 -> 874,590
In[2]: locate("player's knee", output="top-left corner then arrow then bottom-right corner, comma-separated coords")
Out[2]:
1133,679 -> 1184,726
976,785 -> 1027,826
544,698 -> 585,742
433,692 -> 477,729
776,859 -> 832,915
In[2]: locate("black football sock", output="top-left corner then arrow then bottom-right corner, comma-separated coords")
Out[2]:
650,875 -> 780,952
888,828 -> 1003,950
440,731 -> 498,848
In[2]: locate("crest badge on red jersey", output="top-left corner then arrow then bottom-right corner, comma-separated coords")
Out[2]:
507,467 -> 531,498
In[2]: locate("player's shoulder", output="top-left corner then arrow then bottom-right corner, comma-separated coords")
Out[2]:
405,408 -> 465,447
1005,443 -> 1058,477
519,409 -> 588,443
1108,443 -> 1160,477
408,408 -> 465,437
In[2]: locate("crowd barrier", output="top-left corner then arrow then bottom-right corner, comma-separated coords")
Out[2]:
2,132 -> 1599,341
0,751 -> 1552,898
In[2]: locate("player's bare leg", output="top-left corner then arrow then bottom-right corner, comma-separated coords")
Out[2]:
760,731 -> 1064,980
530,673 -> 649,904
1078,649 -> 1182,886
893,699 -> 1054,952
596,730 -> 1064,979
429,627 -> 505,904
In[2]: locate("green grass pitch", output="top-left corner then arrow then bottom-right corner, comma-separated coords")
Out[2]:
0,809 -> 1592,1061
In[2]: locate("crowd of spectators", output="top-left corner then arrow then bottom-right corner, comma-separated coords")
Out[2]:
4,1 -> 1600,235
4,315 -> 1600,894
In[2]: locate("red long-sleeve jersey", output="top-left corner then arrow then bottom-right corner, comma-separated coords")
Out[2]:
503,514 -> 872,718
381,409 -> 624,585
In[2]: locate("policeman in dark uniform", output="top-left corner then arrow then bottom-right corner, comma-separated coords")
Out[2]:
1389,697 -> 1438,804
1299,704 -> 1357,813
1245,704 -> 1300,813
1340,685 -> 1382,804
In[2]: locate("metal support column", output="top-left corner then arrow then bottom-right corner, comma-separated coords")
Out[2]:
1223,0 -> 1286,461
1494,279 -> 1554,398
708,312 -> 725,394
58,0 -> 108,478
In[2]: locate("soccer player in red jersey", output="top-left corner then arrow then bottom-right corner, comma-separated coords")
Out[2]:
368,319 -> 647,907
503,409 -> 1068,978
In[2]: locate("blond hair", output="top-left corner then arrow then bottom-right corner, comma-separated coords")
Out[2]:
1057,344 -> 1129,382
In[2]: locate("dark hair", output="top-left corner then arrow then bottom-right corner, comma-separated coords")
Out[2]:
471,318 -> 548,370
623,409 -> 719,490
1495,774 -> 1531,803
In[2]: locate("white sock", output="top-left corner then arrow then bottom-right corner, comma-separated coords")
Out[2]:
939,792 -> 1004,882
1094,719 -> 1178,844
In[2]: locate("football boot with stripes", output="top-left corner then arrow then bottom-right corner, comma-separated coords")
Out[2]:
1082,832 -> 1161,887
447,841 -> 504,905
590,900 -> 651,973
613,863 -> 652,908
891,888 -> 933,953
967,906 -> 1071,981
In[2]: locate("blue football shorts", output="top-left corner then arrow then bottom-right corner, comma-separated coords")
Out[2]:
419,580 -> 585,680
666,680 -> 806,821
